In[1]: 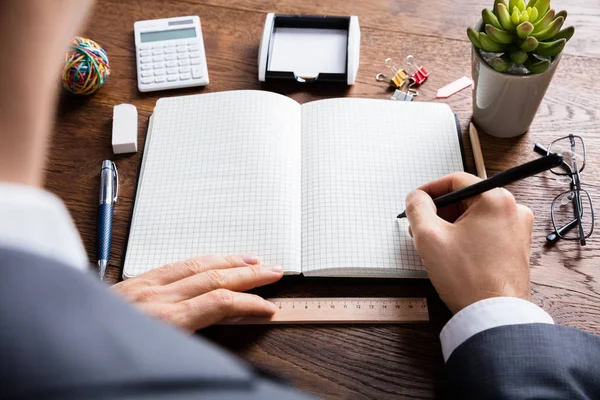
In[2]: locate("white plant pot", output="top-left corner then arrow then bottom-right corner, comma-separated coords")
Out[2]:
471,21 -> 562,138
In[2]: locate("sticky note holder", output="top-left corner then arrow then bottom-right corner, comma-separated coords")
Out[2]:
258,13 -> 361,85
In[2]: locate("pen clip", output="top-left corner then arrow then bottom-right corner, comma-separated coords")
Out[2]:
112,162 -> 119,203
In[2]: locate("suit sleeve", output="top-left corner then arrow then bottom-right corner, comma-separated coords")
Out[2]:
0,247 -> 314,400
444,323 -> 600,399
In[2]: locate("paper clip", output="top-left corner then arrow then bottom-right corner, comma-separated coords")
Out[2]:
391,79 -> 419,101
376,58 -> 410,89
405,55 -> 430,86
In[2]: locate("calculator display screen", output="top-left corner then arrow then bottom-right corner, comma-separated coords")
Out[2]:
140,28 -> 197,43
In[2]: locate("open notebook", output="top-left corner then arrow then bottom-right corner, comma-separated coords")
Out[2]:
123,90 -> 464,278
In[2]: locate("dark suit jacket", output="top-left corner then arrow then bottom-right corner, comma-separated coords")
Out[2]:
1,247 -> 599,399
445,323 -> 600,399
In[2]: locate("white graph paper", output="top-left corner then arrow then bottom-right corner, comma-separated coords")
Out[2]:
301,99 -> 463,277
123,91 -> 302,277
123,92 -> 464,279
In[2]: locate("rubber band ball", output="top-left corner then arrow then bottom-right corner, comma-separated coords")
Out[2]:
62,37 -> 110,95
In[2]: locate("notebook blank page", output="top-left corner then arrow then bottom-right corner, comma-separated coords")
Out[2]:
123,91 -> 302,278
301,100 -> 463,277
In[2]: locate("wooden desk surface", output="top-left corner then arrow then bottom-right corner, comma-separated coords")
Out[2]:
50,1 -> 600,398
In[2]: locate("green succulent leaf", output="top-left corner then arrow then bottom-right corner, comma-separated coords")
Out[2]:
496,3 -> 515,30
511,8 -> 521,25
525,56 -> 551,73
533,9 -> 556,32
480,32 -> 507,52
483,8 -> 503,29
494,0 -> 509,15
553,26 -> 575,42
510,50 -> 529,64
533,0 -> 550,19
467,27 -> 484,49
532,16 -> 565,41
486,24 -> 516,44
509,0 -> 519,12
555,10 -> 568,21
526,0 -> 537,8
492,54 -> 514,72
520,10 -> 530,23
534,38 -> 566,57
520,36 -> 539,52
516,21 -> 534,39
517,0 -> 527,12
528,7 -> 539,21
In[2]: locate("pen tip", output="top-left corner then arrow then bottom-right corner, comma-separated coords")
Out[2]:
397,212 -> 406,219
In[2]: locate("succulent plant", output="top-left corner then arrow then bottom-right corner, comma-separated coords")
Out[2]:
467,0 -> 575,74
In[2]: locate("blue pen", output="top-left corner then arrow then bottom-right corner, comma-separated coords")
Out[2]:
97,160 -> 118,280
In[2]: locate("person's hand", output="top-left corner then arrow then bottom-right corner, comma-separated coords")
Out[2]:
405,172 -> 534,314
113,254 -> 283,331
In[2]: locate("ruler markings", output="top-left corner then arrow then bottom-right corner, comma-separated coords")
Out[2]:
220,297 -> 429,325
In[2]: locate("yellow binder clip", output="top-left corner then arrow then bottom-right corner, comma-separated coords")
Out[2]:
376,58 -> 409,89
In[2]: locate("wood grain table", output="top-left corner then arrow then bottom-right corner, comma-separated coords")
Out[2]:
50,1 -> 600,398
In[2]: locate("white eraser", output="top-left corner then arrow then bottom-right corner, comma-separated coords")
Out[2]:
112,104 -> 138,154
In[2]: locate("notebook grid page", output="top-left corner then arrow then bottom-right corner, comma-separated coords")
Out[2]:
301,100 -> 463,277
124,91 -> 302,277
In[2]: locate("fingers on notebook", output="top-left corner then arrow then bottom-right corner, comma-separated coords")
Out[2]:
163,264 -> 284,303
177,290 -> 277,331
113,254 -> 282,331
140,254 -> 262,285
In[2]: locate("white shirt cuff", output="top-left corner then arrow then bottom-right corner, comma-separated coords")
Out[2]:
440,297 -> 555,362
0,183 -> 88,271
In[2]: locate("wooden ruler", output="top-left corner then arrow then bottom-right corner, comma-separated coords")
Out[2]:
220,297 -> 429,325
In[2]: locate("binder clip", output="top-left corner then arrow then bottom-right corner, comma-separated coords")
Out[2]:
391,79 -> 418,101
376,58 -> 410,89
405,55 -> 430,86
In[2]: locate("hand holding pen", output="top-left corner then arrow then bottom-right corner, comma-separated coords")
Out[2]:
397,154 -> 563,219
402,172 -> 537,314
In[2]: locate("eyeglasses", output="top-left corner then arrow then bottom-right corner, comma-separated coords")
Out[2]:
534,135 -> 594,246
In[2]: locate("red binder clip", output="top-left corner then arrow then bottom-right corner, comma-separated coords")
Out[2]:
406,55 -> 430,86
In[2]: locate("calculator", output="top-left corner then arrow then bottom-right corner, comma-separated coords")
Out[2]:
134,16 -> 209,92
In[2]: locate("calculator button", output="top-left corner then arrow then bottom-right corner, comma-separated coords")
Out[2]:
179,66 -> 190,73
154,76 -> 166,83
141,63 -> 152,70
192,67 -> 204,79
179,73 -> 191,80
176,46 -> 188,53
167,68 -> 178,75
139,44 -> 151,50
188,44 -> 200,51
141,77 -> 153,84
140,50 -> 151,57
152,49 -> 164,55
153,62 -> 165,69
141,71 -> 153,77
166,54 -> 177,61
179,59 -> 190,66
167,75 -> 178,82
190,58 -> 202,65
166,61 -> 177,67
189,51 -> 201,59
164,47 -> 176,54
153,55 -> 165,62
151,43 -> 164,49
178,53 -> 188,60
140,56 -> 152,64
154,69 -> 166,76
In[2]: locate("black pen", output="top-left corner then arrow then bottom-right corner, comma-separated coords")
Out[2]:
397,154 -> 563,219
